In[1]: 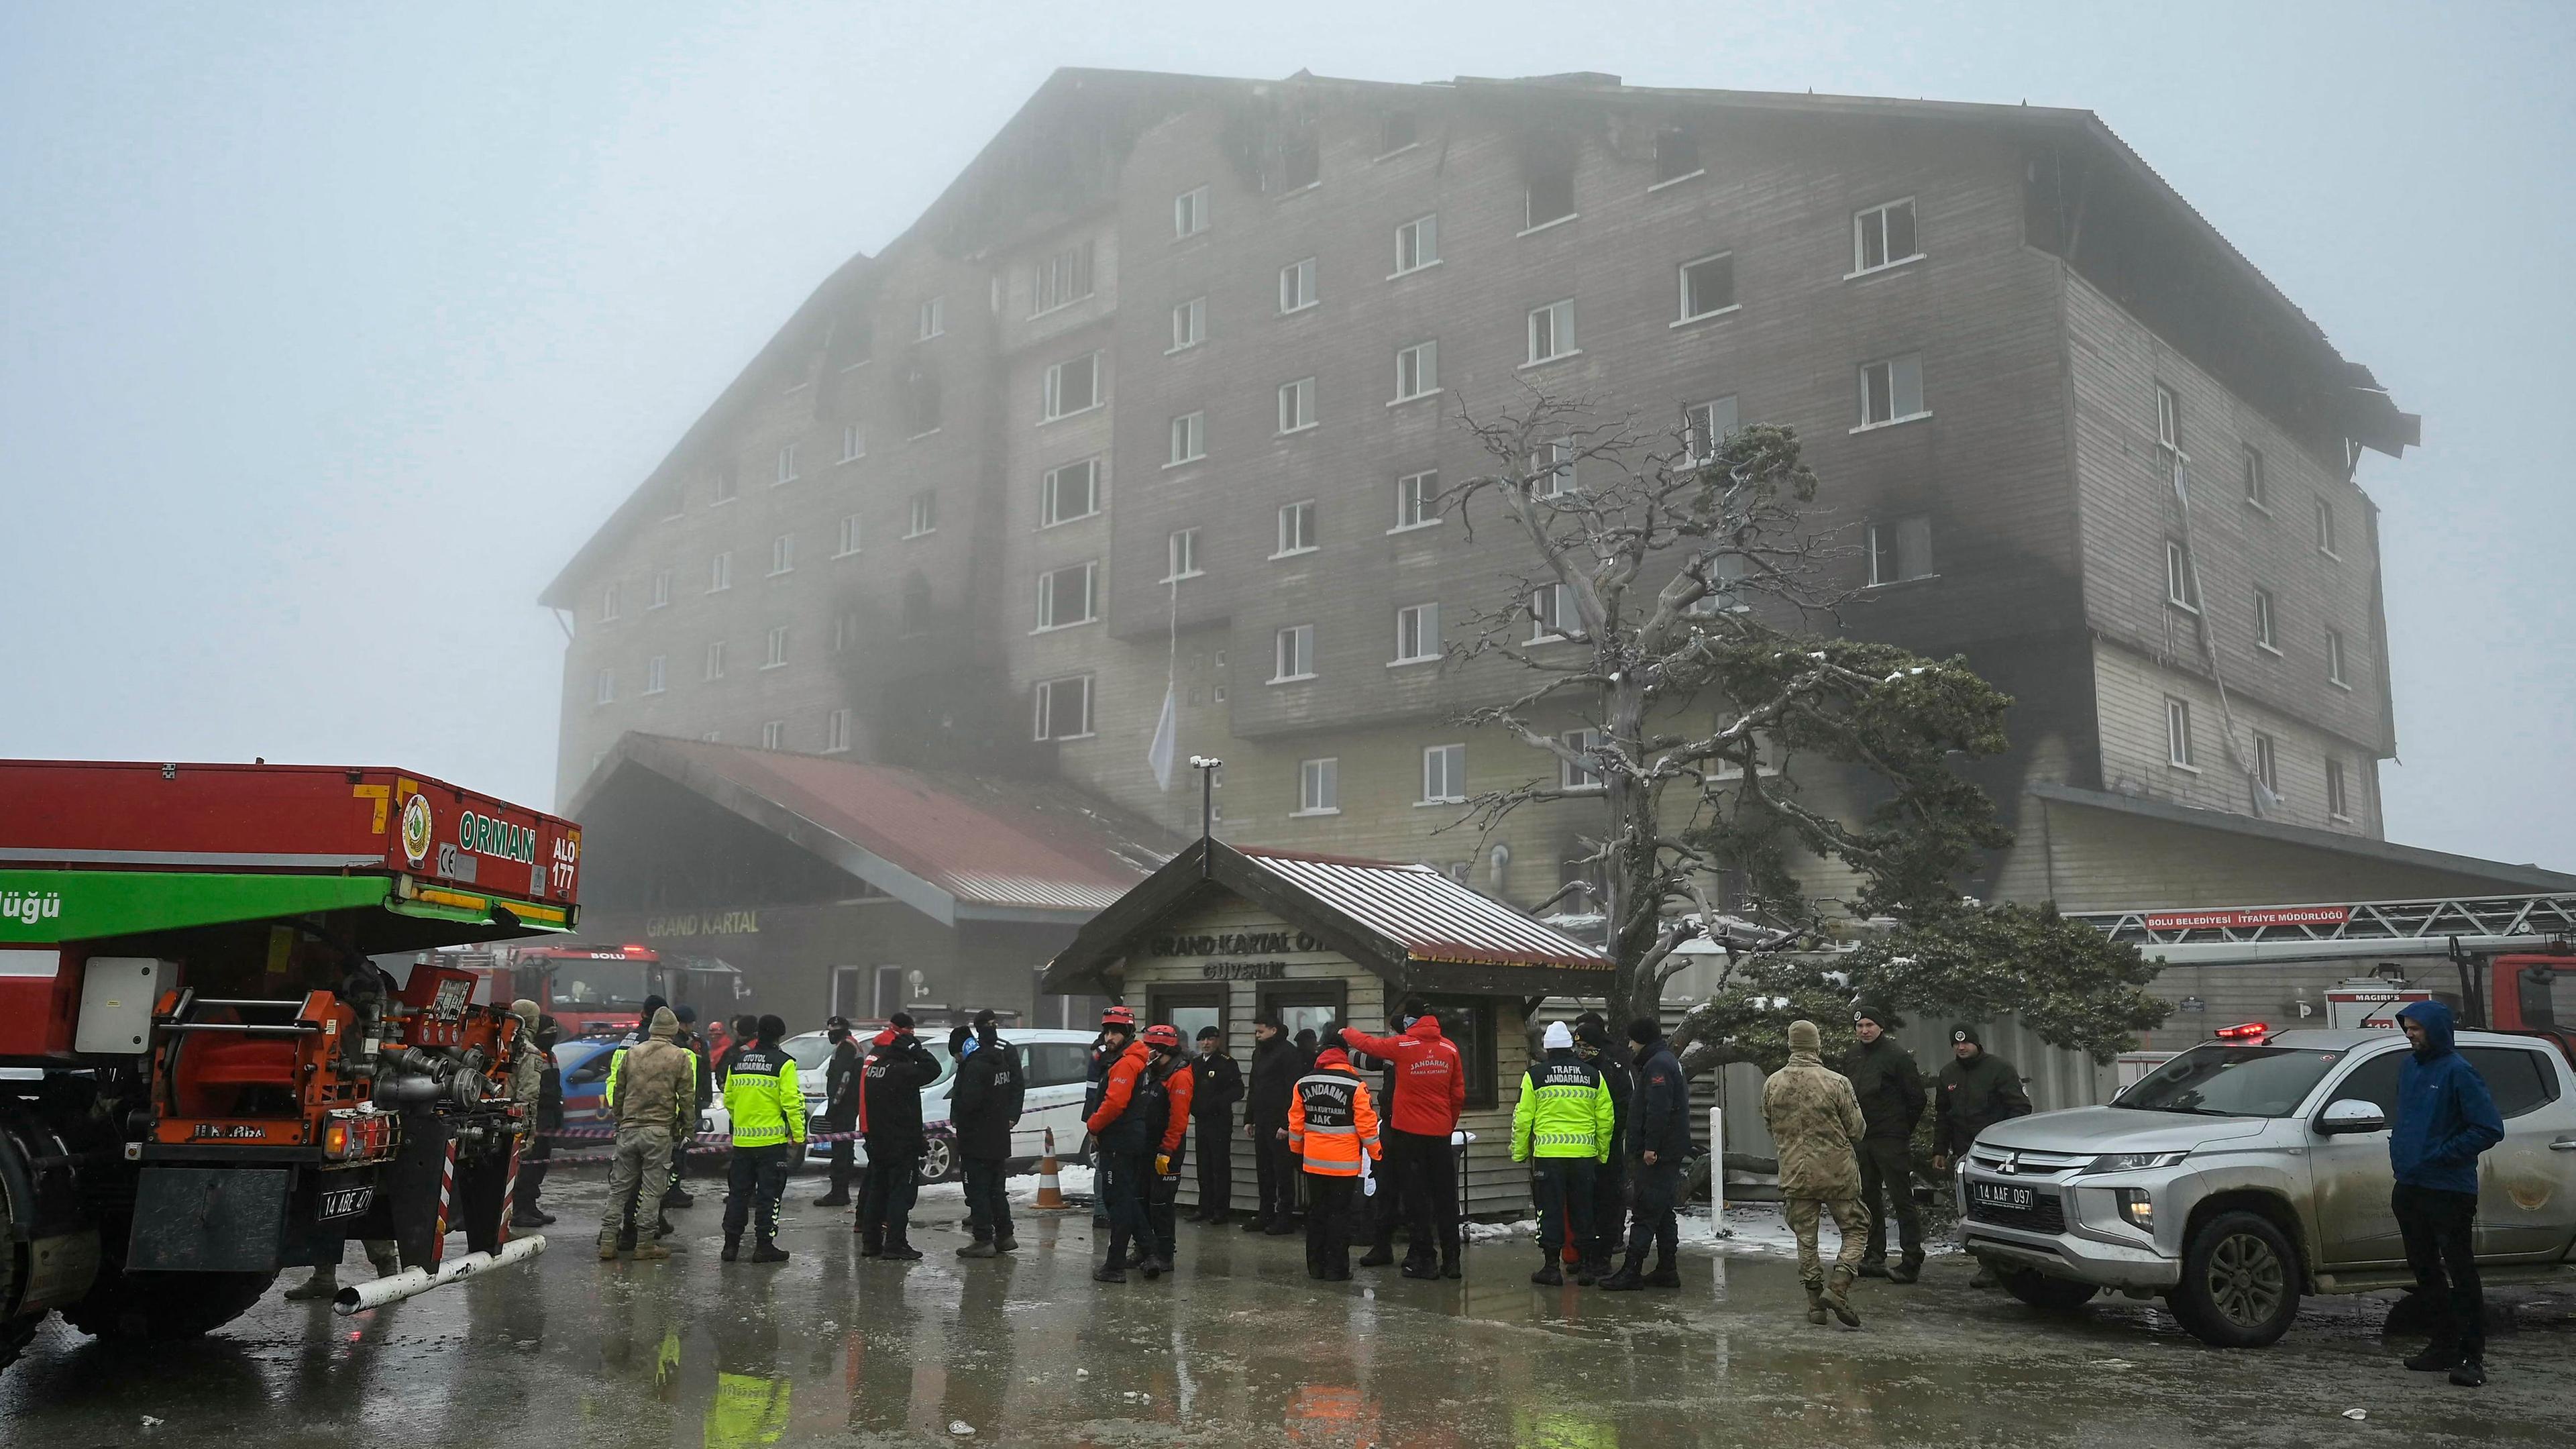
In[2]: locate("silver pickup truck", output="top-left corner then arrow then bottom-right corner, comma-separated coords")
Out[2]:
1957,1026 -> 2576,1346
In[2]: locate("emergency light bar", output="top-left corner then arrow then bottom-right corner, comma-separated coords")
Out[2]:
2214,1022 -> 2270,1042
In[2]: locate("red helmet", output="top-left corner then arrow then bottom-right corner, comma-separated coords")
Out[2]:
1140,1023 -> 1183,1049
1100,1005 -> 1136,1028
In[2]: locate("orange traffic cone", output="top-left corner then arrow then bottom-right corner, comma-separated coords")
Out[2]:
1033,1129 -> 1069,1210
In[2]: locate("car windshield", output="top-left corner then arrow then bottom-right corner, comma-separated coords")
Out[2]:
549,961 -> 653,1006
2113,1043 -> 2349,1118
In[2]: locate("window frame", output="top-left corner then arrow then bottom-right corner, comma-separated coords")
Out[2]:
2253,586 -> 2279,653
1854,353 -> 1929,430
704,640 -> 726,680
1419,743 -> 1466,805
2252,731 -> 2277,797
1039,458 -> 1102,528
760,719 -> 785,751
1393,469 -> 1440,531
1169,297 -> 1206,353
2165,538 -> 2198,610
1173,185 -> 1210,239
835,514 -> 862,558
1651,129 -> 1703,187
1392,602 -> 1440,665
2326,629 -> 2350,689
1277,376 -> 1316,435
1866,517 -> 1933,587
1167,410 -> 1206,466
1273,499 -> 1319,558
1029,239 -> 1095,317
1272,624 -> 1316,684
1684,396 -> 1739,462
593,667 -> 615,706
708,550 -> 733,592
1165,527 -> 1201,583
824,707 -> 853,754
1523,169 -> 1576,232
916,296 -> 945,340
1524,299 -> 1577,366
1849,198 -> 1921,277
1393,339 -> 1440,402
2314,497 -> 2340,559
1559,727 -> 1604,792
601,584 -> 621,622
1393,213 -> 1439,276
839,422 -> 865,464
1032,674 -> 1095,741
2326,757 -> 2351,820
1529,582 -> 1575,643
1278,257 -> 1318,315
1034,561 -> 1099,632
905,490 -> 938,539
2165,696 -> 2197,771
2243,445 -> 2268,511
1295,757 -> 1340,816
762,625 -> 789,670
775,443 -> 798,486
768,533 -> 794,577
1676,251 -> 1738,323
650,570 -> 671,608
1041,352 -> 1102,421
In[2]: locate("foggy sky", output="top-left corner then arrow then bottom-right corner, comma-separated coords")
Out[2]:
3,1 -> 2570,871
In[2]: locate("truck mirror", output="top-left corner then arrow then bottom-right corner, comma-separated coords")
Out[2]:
2316,1098 -> 2387,1136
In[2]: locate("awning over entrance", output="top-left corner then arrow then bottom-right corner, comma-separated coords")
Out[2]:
570,735 -> 1175,926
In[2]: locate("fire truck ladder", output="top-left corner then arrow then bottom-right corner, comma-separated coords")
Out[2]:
2065,894 -> 2576,966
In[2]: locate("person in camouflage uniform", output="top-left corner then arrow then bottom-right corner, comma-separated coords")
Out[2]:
1760,1019 -> 1868,1328
599,1007 -> 694,1263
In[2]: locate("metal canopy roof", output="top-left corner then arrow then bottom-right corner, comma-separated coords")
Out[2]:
1043,839 -> 1613,998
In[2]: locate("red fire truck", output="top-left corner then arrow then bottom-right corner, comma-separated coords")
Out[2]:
0,759 -> 580,1369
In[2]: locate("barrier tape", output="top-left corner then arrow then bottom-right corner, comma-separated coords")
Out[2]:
527,1122 -> 936,1169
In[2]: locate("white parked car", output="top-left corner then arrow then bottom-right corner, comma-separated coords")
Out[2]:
782,1028 -> 1101,1184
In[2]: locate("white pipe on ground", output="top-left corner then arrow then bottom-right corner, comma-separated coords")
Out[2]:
331,1234 -> 545,1316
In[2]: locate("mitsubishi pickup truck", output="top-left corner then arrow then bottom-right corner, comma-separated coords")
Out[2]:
1957,1024 -> 2576,1346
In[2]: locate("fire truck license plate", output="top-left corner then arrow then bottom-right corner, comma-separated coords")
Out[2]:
319,1185 -> 374,1220
1972,1182 -> 2034,1212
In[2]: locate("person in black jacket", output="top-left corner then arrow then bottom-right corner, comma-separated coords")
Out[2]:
949,1011 -> 1024,1258
1244,1016 -> 1301,1235
857,1013 -> 943,1260
1574,1015 -> 1633,1286
813,1018 -> 860,1206
1843,1004 -> 1928,1283
1186,1026 -> 1244,1224
1601,1018 -> 1690,1291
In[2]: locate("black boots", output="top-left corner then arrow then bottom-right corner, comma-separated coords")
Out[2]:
1358,1244 -> 1395,1269
751,1238 -> 789,1264
722,1236 -> 741,1263
812,1190 -> 851,1207
2405,1341 -> 2460,1373
2450,1359 -> 2487,1389
1886,1250 -> 1924,1285
1642,1250 -> 1681,1288
1531,1254 -> 1564,1287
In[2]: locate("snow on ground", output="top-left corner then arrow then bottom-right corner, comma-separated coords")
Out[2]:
1468,1201 -> 1959,1258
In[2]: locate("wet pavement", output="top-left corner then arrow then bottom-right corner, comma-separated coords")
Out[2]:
5,1169 -> 2571,1448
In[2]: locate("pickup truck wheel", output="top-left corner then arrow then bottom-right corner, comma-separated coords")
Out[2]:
2169,1210 -> 2300,1348
2000,1268 -> 2100,1311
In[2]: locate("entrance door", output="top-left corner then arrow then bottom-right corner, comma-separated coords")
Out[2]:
1148,985 -> 1227,1049
1256,980 -> 1347,1051
830,966 -> 864,1021
874,965 -> 905,1020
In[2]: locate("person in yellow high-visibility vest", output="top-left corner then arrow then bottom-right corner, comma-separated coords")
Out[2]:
720,1013 -> 806,1263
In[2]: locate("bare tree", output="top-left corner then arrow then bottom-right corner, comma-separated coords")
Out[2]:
1441,389 -> 2163,1075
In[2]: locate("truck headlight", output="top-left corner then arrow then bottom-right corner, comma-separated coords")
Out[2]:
2115,1188 -> 2154,1230
2087,1151 -> 2187,1173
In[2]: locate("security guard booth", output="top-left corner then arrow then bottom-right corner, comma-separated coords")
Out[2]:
1040,839 -> 1615,1218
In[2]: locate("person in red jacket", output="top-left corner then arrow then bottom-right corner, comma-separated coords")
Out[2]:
1081,1009 -> 1157,1283
1134,1023 -> 1197,1277
1339,1000 -> 1467,1279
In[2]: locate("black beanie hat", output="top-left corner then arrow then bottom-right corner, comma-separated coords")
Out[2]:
1855,1004 -> 1897,1030
1626,1017 -> 1662,1046
1951,1024 -> 1982,1047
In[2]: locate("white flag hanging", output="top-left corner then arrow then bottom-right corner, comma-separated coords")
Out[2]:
1146,683 -> 1179,791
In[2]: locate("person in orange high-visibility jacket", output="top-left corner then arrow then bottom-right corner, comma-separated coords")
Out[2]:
1287,1031 -> 1383,1281
1136,1024 -> 1196,1276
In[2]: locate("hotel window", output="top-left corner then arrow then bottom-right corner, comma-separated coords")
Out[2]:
1168,411 -> 1205,465
1165,528 -> 1201,582
905,368 -> 942,435
761,719 -> 785,750
2166,697 -> 2196,769
601,584 -> 621,621
824,708 -> 852,753
1278,125 -> 1320,190
650,570 -> 671,608
2243,445 -> 2268,508
1030,240 -> 1094,315
704,641 -> 726,680
593,668 -> 614,705
839,423 -> 865,462
2314,497 -> 2339,557
2253,733 -> 2277,797
1684,397 -> 1739,462
763,626 -> 788,669
1379,110 -> 1418,155
906,490 -> 937,537
1394,470 -> 1439,530
1529,438 -> 1574,496
1421,744 -> 1466,804
1866,517 -> 1933,586
1279,257 -> 1318,314
1678,252 -> 1735,321
708,551 -> 733,592
1275,499 -> 1318,556
644,655 -> 666,695
1394,339 -> 1439,401
769,533 -> 794,576
2165,539 -> 2198,610
1560,728 -> 1604,790
1857,354 -> 1927,427
1173,185 -> 1210,238
1394,214 -> 1438,274
1296,758 -> 1340,815
1654,129 -> 1701,184
1169,297 -> 1205,352
1526,299 -> 1576,364
1035,562 -> 1098,630
1034,675 -> 1093,741
1530,582 -> 1574,642
2253,587 -> 2278,651
1273,625 -> 1316,682
1042,352 -> 1099,420
1040,459 -> 1099,527
2326,629 -> 2349,688
835,514 -> 862,557
1524,164 -> 1574,229
1278,376 -> 1316,433
775,443 -> 798,486
833,611 -> 859,653
712,470 -> 738,504
1852,199 -> 1918,274
2326,757 -> 2351,819
916,296 -> 945,339
1393,602 -> 1440,665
